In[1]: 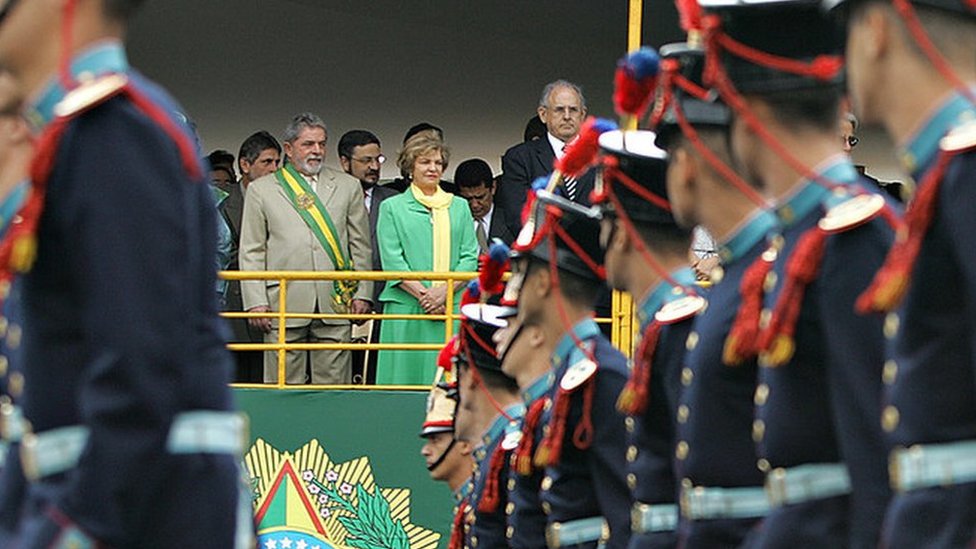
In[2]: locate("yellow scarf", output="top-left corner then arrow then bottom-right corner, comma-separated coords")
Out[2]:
410,183 -> 453,285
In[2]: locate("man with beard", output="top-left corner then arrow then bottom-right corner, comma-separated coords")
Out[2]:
240,112 -> 373,384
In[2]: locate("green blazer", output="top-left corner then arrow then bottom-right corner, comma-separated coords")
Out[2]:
376,190 -> 479,305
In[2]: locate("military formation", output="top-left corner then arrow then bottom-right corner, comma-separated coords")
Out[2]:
421,0 -> 976,547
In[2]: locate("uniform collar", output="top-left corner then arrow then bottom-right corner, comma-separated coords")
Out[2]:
454,479 -> 472,503
0,180 -> 29,238
636,267 -> 697,328
523,371 -> 555,405
899,89 -> 976,180
553,318 -> 600,365
717,208 -> 780,265
479,403 -> 526,449
774,156 -> 857,226
25,40 -> 129,132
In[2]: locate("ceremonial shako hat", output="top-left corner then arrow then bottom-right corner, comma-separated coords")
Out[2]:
420,385 -> 458,437
513,190 -> 605,282
700,0 -> 846,94
653,42 -> 731,149
823,0 -> 975,16
458,302 -> 509,374
595,130 -> 675,225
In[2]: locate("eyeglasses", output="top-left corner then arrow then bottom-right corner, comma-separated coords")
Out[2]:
351,155 -> 385,165
843,135 -> 859,148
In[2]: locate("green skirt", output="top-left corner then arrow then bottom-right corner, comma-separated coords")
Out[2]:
375,300 -> 456,385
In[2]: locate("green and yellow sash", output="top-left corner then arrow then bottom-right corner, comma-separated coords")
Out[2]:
276,164 -> 358,313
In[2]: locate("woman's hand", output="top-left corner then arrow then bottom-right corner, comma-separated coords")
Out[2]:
421,285 -> 448,314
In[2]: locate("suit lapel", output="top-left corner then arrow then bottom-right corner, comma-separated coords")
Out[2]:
533,138 -> 557,176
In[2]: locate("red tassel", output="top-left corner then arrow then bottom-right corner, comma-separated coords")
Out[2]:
478,245 -> 509,297
513,398 -> 545,475
857,152 -> 952,314
617,320 -> 663,415
438,337 -> 459,371
556,118 -> 611,179
535,379 -> 595,468
723,252 -> 775,365
676,0 -> 702,33
758,228 -> 828,367
477,444 -> 508,513
448,498 -> 469,549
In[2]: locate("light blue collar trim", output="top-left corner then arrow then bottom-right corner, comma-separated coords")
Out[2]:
775,158 -> 858,225
480,403 -> 526,448
455,480 -> 472,503
0,180 -> 29,239
553,318 -> 600,365
25,41 -> 128,132
637,267 -> 697,328
717,209 -> 780,265
523,371 -> 554,405
899,90 -> 976,180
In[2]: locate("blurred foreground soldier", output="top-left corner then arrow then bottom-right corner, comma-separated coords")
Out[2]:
699,1 -> 897,545
509,189 -> 631,547
651,37 -> 772,548
454,278 -> 524,549
0,0 -> 253,546
419,352 -> 474,549
593,129 -> 704,548
0,68 -> 31,544
825,0 -> 976,546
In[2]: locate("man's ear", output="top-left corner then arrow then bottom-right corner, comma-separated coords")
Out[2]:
526,325 -> 545,349
537,106 -> 548,126
455,440 -> 473,457
338,155 -> 351,174
529,264 -> 552,299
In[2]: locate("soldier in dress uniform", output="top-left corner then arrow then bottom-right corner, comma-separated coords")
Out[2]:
0,1 -> 252,546
453,289 -> 524,549
650,37 -> 774,548
823,0 -> 976,546
507,188 -> 632,548
493,280 -> 556,549
696,1 -> 898,545
418,352 -> 475,549
591,127 -> 705,548
0,67 -> 31,543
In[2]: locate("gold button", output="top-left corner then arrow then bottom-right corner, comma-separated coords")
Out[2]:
542,501 -> 551,515
770,234 -> 785,251
541,476 -> 552,491
0,355 -> 8,377
709,266 -> 725,284
507,478 -> 515,491
757,458 -> 771,473
627,473 -> 637,489
884,313 -> 899,339
883,360 -> 898,385
677,405 -> 689,424
681,368 -> 694,387
472,535 -> 478,547
754,384 -> 770,406
763,272 -> 778,292
6,324 -> 20,350
544,399 -> 552,411
676,441 -> 689,460
506,502 -> 515,515
686,332 -> 699,351
8,372 -> 23,398
752,419 -> 765,442
626,445 -> 638,462
759,309 -> 772,330
506,526 -> 514,539
0,316 -> 8,337
625,416 -> 635,433
882,406 -> 900,432
761,247 -> 778,262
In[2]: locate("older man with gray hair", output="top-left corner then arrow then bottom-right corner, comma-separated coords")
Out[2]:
496,79 -> 595,221
240,112 -> 373,385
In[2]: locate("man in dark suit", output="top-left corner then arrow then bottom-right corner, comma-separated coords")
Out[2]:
222,131 -> 281,382
338,130 -> 399,383
454,159 -> 519,251
497,80 -> 596,221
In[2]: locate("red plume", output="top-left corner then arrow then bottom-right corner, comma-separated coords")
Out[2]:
437,336 -> 459,371
556,117 -> 618,179
478,243 -> 510,297
676,0 -> 703,33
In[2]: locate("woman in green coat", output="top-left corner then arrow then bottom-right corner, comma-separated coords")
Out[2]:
375,132 -> 479,385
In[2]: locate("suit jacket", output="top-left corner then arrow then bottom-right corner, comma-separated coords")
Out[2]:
368,184 -> 401,306
486,204 -> 518,246
239,165 -> 373,327
497,137 -> 596,223
217,182 -> 260,342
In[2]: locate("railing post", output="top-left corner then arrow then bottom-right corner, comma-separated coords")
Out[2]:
444,275 -> 455,343
277,277 -> 287,388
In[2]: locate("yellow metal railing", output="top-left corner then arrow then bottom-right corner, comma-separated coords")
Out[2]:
220,270 -> 626,390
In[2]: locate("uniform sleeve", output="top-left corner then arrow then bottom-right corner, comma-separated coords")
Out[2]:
344,179 -> 374,302
818,221 -> 894,547
238,181 -> 269,310
941,152 -> 976,372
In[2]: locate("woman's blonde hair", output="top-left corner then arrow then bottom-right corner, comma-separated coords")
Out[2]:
397,130 -> 451,178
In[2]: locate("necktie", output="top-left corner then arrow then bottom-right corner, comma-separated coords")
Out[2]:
476,220 -> 489,253
561,143 -> 578,201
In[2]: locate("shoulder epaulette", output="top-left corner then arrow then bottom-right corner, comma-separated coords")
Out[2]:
655,294 -> 707,324
53,74 -> 128,120
818,193 -> 886,234
940,120 -> 976,153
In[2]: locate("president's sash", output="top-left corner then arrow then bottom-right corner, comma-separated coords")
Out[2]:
275,164 -> 357,313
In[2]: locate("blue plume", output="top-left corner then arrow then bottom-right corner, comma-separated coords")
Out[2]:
466,279 -> 481,297
488,242 -> 510,264
626,47 -> 660,79
591,118 -> 619,134
531,176 -> 549,191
